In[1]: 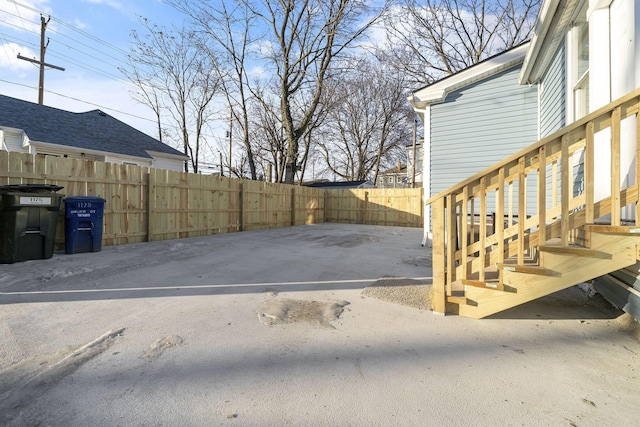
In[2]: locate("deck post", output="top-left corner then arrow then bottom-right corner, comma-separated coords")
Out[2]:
431,197 -> 446,314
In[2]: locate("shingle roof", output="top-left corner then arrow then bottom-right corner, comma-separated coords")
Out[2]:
0,94 -> 185,159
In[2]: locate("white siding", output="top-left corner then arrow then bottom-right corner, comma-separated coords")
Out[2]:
2,129 -> 26,152
150,156 -> 185,171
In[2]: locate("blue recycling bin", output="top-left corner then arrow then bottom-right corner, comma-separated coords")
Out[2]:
64,196 -> 106,254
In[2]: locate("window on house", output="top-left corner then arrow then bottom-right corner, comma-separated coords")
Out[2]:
388,176 -> 394,184
572,3 -> 589,119
396,176 -> 403,183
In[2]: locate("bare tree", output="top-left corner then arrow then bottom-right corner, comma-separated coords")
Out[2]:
382,0 -> 541,86
123,19 -> 220,173
169,0 -> 260,179
257,0 -> 389,184
320,57 -> 413,182
169,0 -> 388,183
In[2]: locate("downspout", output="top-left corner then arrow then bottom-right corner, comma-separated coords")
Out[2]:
420,106 -> 432,247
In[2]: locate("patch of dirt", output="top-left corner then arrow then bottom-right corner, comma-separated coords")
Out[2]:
615,313 -> 640,342
402,256 -> 432,267
361,277 -> 433,311
141,335 -> 184,360
309,233 -> 380,248
257,298 -> 350,328
0,328 -> 124,425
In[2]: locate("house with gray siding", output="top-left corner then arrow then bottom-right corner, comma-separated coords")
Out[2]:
408,42 -> 539,244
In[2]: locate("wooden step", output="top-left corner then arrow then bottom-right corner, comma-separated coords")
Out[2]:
496,263 -> 558,276
586,225 -> 640,235
538,245 -> 611,259
462,279 -> 516,293
446,296 -> 477,306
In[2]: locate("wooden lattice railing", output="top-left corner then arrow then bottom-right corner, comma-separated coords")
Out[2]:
427,88 -> 640,314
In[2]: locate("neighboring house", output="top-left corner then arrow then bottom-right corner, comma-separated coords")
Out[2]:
407,142 -> 423,188
409,42 -> 539,242
376,163 -> 408,188
303,180 -> 376,190
0,94 -> 188,170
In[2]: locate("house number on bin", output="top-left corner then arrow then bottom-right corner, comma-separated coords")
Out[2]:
76,202 -> 93,208
19,197 -> 51,205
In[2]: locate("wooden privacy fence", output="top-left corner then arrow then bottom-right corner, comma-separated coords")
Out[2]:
0,151 -> 423,249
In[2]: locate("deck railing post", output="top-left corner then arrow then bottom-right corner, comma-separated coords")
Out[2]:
538,146 -> 547,245
611,107 -> 621,226
561,136 -> 570,245
431,196 -> 446,314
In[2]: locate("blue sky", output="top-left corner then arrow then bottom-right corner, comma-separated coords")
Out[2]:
0,0 -> 184,137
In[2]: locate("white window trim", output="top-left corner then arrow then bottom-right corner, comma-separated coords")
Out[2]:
566,1 -> 590,123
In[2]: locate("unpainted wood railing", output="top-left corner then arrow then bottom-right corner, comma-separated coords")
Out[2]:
427,88 -> 640,314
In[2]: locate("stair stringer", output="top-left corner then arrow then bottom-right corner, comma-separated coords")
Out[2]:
456,232 -> 640,319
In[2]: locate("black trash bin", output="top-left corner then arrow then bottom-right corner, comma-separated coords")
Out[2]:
0,184 -> 64,264
64,196 -> 106,254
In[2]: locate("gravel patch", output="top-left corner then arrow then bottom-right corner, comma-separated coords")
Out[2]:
361,277 -> 433,311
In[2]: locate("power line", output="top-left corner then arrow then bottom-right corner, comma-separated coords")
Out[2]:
46,26 -> 128,65
0,10 -> 128,69
0,30 -> 125,81
0,17 -> 39,34
8,0 -> 129,56
0,78 -> 156,123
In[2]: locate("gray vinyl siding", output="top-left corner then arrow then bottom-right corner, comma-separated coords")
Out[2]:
540,44 -> 566,138
430,64 -> 539,216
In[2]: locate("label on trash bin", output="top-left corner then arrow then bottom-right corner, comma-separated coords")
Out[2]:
20,196 -> 51,205
69,209 -> 97,217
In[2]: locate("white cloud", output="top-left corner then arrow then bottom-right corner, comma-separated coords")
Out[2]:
0,42 -> 39,73
83,0 -> 125,12
73,18 -> 88,30
248,66 -> 266,78
0,0 -> 52,33
81,0 -> 140,20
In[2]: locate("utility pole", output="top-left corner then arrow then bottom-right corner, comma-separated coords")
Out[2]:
17,15 -> 65,104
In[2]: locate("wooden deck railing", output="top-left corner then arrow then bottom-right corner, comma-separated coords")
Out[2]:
427,88 -> 640,314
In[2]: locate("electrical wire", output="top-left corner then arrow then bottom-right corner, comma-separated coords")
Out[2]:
1,2 -> 130,78
0,78 -> 156,123
0,30 -> 123,81
7,0 -> 129,56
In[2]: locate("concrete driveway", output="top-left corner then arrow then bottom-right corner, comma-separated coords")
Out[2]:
1,223 -> 638,426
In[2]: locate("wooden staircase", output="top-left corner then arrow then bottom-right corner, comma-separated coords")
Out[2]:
451,226 -> 640,319
427,89 -> 640,319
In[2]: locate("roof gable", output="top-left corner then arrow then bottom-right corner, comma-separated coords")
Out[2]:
519,0 -> 581,84
0,94 -> 185,159
409,42 -> 530,109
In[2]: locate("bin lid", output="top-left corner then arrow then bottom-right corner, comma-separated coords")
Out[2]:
0,184 -> 64,193
64,196 -> 106,203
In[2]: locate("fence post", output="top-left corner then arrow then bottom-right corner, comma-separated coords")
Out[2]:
291,186 -> 296,226
147,169 -> 154,242
362,191 -> 369,224
324,190 -> 329,222
239,181 -> 244,232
